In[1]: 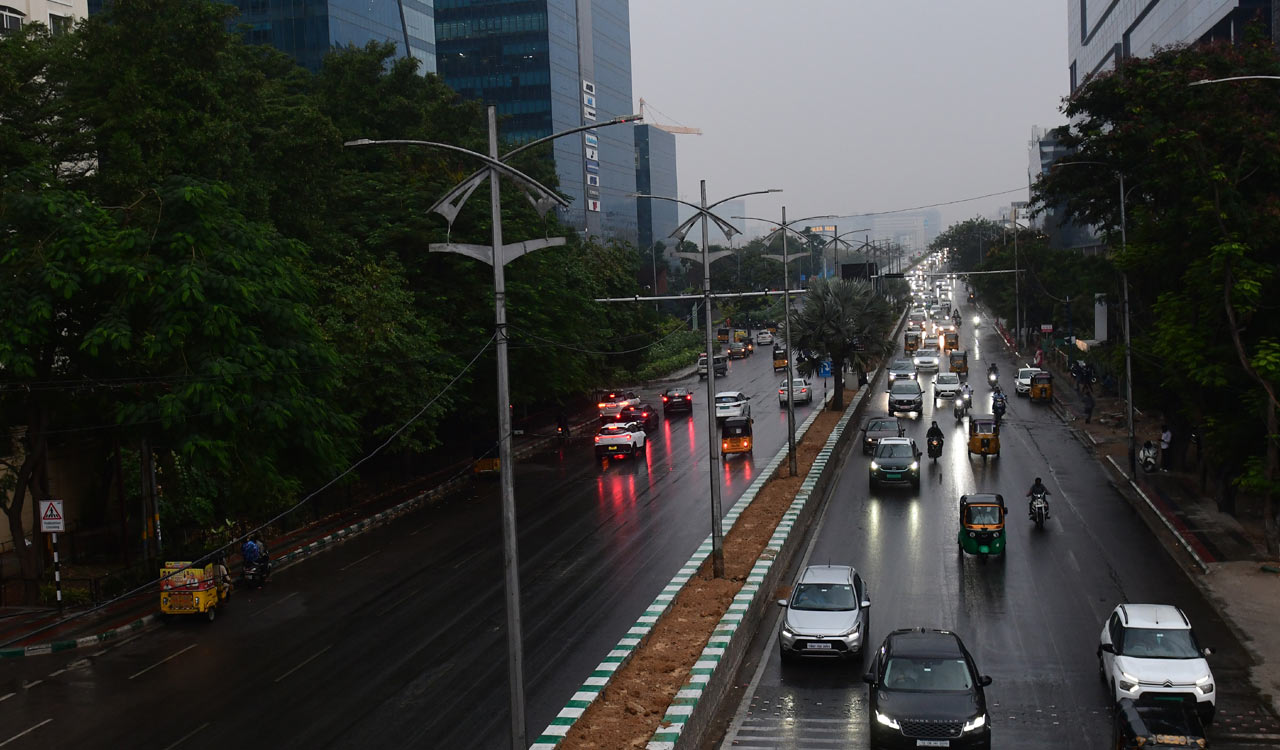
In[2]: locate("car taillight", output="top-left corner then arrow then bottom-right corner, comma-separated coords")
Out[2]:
722,441 -> 728,450
594,436 -> 601,442
597,402 -> 607,408
801,388 -> 807,393
779,389 -> 785,394
685,396 -> 691,401
662,396 -> 668,402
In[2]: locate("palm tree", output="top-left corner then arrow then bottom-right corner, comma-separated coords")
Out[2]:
786,278 -> 895,411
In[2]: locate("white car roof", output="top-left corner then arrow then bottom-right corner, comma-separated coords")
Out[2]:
1117,603 -> 1191,629
715,391 -> 746,399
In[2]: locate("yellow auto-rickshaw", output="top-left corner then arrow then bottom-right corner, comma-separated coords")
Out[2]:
967,417 -> 1000,459
1029,371 -> 1053,402
942,331 -> 959,353
472,439 -> 500,477
721,417 -> 753,456
904,330 -> 921,354
160,561 -> 230,622
949,350 -> 969,378
717,327 -> 731,344
773,346 -> 789,372
734,329 -> 749,343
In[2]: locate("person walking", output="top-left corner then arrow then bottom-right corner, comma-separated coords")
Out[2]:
1160,425 -> 1173,472
1082,391 -> 1095,424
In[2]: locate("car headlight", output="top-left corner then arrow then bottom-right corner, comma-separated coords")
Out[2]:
1118,672 -> 1141,693
909,461 -> 919,471
875,711 -> 900,729
962,714 -> 987,732
1196,675 -> 1214,694
781,626 -> 795,639
870,461 -> 879,471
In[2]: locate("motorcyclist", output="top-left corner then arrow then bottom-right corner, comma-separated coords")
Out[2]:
987,362 -> 999,380
991,386 -> 1008,419
960,382 -> 973,402
926,421 -> 944,453
1026,476 -> 1051,518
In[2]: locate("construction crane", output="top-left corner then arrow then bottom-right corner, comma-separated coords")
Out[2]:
638,98 -> 702,135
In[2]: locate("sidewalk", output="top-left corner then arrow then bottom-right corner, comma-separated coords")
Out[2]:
1049,364 -> 1280,717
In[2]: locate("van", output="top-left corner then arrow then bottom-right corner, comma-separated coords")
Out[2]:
698,353 -> 728,379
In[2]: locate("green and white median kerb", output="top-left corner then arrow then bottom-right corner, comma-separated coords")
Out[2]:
529,395 -> 831,749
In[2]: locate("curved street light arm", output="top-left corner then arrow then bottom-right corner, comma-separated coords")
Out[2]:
1188,75 -> 1280,86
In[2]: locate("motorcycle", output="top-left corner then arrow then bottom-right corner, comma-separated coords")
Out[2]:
992,397 -> 1007,424
1139,441 -> 1159,473
987,371 -> 999,387
927,436 -> 943,461
953,395 -> 967,420
1029,491 -> 1049,529
242,559 -> 270,589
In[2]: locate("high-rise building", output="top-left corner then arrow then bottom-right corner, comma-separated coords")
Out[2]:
1028,125 -> 1103,252
435,0 -> 636,244
232,0 -> 436,75
634,124 -> 677,253
2,0 -> 86,35
1068,0 -> 1276,92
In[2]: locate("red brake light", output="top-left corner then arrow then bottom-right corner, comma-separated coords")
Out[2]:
662,396 -> 668,402
597,402 -> 607,408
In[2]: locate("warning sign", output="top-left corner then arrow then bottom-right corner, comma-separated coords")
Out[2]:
40,500 -> 64,533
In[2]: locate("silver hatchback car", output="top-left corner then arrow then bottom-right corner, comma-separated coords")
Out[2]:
777,565 -> 871,660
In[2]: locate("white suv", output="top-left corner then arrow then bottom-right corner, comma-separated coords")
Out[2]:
1098,603 -> 1216,722
714,391 -> 751,422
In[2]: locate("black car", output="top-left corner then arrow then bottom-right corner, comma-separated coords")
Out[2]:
864,628 -> 992,749
869,438 -> 920,490
661,388 -> 693,415
618,403 -> 659,431
861,416 -> 905,456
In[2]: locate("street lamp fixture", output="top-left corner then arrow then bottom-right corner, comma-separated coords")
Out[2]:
629,185 -> 782,578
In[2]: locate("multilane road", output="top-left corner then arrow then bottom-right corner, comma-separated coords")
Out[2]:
714,301 -> 1275,749
0,339 -> 815,749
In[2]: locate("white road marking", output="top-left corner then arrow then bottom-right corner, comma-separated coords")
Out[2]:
160,722 -> 210,750
254,591 -> 299,615
338,550 -> 380,572
1067,549 -> 1081,572
377,587 -> 423,617
46,668 -> 66,678
0,719 -> 51,747
0,692 -> 13,703
274,644 -> 332,683
91,631 -> 144,657
129,643 -> 197,680
21,680 -> 42,689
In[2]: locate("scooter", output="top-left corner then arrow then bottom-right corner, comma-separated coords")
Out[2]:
992,398 -> 1007,425
987,371 -> 999,387
927,436 -> 943,461
242,559 -> 270,589
953,396 -> 967,420
1139,441 -> 1159,473
1030,490 -> 1049,529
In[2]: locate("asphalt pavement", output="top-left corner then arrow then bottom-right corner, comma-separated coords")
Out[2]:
710,300 -> 1280,749
0,343 -> 819,749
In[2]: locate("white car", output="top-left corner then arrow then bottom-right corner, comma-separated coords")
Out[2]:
1099,603 -> 1216,722
933,372 -> 963,399
594,421 -> 646,460
597,389 -> 640,418
778,378 -> 813,405
1014,367 -> 1042,395
714,391 -> 751,421
756,331 -> 774,345
886,359 -> 918,390
912,347 -> 941,371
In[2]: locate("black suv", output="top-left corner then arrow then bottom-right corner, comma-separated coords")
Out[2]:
661,388 -> 693,415
864,628 -> 992,749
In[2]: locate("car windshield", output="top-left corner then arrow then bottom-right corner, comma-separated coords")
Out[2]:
918,349 -> 938,357
965,505 -> 1002,525
883,657 -> 973,692
1120,628 -> 1202,658
715,395 -> 741,404
936,375 -> 959,384
668,389 -> 687,397
891,360 -> 914,370
889,382 -> 920,395
790,582 -> 856,611
1018,369 -> 1039,379
868,419 -> 897,432
876,443 -> 915,459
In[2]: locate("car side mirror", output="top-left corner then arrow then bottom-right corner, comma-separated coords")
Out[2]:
776,599 -> 787,608
1202,646 -> 1214,657
862,672 -> 876,685
1099,643 -> 1115,654
861,598 -> 871,609
979,675 -> 992,687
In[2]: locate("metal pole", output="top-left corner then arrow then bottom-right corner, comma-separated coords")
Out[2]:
1120,173 -> 1136,478
488,105 -> 526,750
52,531 -> 62,614
701,180 -> 725,578
1013,207 -> 1021,353
782,206 -> 798,476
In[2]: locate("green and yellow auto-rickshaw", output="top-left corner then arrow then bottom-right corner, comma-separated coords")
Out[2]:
949,350 -> 969,378
1029,371 -> 1053,402
942,331 -> 960,353
957,494 -> 1006,558
721,417 -> 753,457
773,345 -> 789,372
904,330 -> 921,354
967,417 -> 1000,458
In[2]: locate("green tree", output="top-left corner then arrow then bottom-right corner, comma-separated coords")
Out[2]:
1034,36 -> 1280,552
786,278 -> 893,411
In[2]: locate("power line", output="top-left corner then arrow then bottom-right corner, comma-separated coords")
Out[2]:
839,187 -> 1027,218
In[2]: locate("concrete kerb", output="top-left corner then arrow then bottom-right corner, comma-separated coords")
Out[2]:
1103,456 -> 1212,575
528,390 -> 834,749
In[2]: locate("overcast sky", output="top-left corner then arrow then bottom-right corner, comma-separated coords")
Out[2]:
629,0 -> 1068,236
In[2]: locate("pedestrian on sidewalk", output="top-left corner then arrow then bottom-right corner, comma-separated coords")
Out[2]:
1160,425 -> 1173,472
1082,391 -> 1095,423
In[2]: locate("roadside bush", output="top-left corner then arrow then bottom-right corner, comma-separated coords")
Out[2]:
635,329 -> 702,381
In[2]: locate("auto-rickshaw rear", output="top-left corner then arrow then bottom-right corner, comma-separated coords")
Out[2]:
721,417 -> 753,457
160,561 -> 230,622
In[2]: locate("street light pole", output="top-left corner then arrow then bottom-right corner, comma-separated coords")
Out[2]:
1119,172 -> 1136,477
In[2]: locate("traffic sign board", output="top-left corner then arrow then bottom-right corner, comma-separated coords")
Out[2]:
40,500 -> 64,533
818,360 -> 833,378
1040,324 -> 1054,333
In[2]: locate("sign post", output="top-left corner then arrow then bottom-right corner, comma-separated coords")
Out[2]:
39,500 -> 65,613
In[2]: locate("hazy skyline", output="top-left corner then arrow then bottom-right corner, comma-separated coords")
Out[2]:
630,1 -> 1069,237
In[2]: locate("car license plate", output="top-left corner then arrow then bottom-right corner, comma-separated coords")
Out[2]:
885,473 -> 901,479
916,742 -> 950,748
608,446 -> 618,451
806,642 -> 832,650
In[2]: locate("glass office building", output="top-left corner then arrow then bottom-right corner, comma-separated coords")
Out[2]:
233,0 -> 436,74
436,0 -> 636,243
634,124 -> 677,253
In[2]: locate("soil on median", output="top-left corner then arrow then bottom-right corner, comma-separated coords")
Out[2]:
559,391 -> 854,749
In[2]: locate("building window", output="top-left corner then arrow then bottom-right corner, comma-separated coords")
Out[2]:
1079,0 -> 1087,43
0,6 -> 24,36
1069,61 -> 1077,93
48,13 -> 71,35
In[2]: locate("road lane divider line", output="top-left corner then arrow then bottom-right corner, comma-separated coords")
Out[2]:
0,692 -> 13,703
338,550 -> 380,572
254,591 -> 299,615
377,587 -> 423,617
274,644 -> 332,683
46,668 -> 65,678
161,721 -> 210,750
21,680 -> 42,689
128,643 -> 197,680
0,719 -> 51,747
1104,456 -> 1211,574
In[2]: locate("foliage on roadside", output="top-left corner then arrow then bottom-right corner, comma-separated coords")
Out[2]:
786,278 -> 894,411
634,329 -> 703,382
